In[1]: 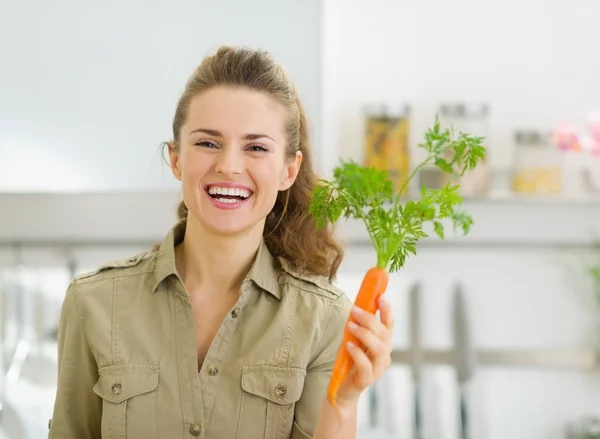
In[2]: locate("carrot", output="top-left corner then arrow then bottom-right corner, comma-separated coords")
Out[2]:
327,266 -> 389,409
309,115 -> 486,411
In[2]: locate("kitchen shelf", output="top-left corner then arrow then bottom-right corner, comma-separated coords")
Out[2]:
407,192 -> 600,208
0,192 -> 599,249
337,194 -> 600,249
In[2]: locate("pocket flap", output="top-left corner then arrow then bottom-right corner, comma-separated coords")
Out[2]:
93,364 -> 159,404
241,365 -> 306,405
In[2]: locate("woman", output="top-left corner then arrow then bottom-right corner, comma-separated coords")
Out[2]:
48,45 -> 394,439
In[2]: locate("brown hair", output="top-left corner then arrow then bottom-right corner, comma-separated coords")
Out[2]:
163,45 -> 344,280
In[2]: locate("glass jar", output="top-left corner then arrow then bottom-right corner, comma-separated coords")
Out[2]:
511,130 -> 562,194
363,103 -> 411,195
437,102 -> 492,197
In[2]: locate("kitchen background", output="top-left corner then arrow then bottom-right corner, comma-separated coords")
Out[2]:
1,0 -> 600,438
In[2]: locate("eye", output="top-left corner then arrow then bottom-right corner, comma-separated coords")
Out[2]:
247,144 -> 268,152
194,140 -> 219,149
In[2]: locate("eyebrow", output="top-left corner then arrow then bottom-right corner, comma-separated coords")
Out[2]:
190,128 -> 275,142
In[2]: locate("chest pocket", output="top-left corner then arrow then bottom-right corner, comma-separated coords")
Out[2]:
93,363 -> 160,439
238,365 -> 306,439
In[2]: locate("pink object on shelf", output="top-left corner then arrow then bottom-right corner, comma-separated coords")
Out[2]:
551,112 -> 600,154
551,124 -> 581,151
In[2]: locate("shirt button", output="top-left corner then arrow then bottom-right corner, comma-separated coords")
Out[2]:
231,307 -> 240,318
207,364 -> 218,376
189,424 -> 201,436
275,384 -> 287,397
111,383 -> 122,395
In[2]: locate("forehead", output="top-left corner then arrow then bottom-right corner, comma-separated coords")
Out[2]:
185,86 -> 287,138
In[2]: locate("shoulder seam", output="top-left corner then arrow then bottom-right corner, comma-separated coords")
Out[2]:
280,277 -> 342,300
75,268 -> 154,285
74,251 -> 153,284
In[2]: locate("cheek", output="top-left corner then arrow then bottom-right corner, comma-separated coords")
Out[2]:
180,150 -> 210,175
255,162 -> 287,191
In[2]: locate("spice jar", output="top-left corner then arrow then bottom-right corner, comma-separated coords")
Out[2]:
511,130 -> 562,194
437,102 -> 492,197
363,103 -> 411,195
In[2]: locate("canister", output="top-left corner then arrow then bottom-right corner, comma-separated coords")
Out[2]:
437,102 -> 492,197
511,129 -> 562,194
363,103 -> 411,195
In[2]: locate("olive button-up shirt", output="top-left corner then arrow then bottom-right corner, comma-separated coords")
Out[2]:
48,222 -> 352,439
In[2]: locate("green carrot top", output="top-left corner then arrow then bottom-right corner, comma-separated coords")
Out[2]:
308,116 -> 487,273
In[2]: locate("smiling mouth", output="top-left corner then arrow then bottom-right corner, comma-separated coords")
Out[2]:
205,185 -> 252,203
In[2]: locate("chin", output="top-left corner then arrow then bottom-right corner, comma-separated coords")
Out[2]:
194,208 -> 267,238
205,220 -> 255,237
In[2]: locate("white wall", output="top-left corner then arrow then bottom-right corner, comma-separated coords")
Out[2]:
323,0 -> 600,437
0,0 -> 324,192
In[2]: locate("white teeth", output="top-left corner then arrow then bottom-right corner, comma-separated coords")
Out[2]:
208,186 -> 250,198
216,198 -> 239,204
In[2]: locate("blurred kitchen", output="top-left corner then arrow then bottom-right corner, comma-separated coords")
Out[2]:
1,0 -> 600,438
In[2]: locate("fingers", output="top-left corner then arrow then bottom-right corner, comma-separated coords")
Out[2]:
378,296 -> 395,332
346,341 -> 374,389
351,300 -> 392,344
347,319 -> 386,358
348,299 -> 394,377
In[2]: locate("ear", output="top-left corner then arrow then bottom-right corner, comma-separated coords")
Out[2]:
168,141 -> 183,181
279,151 -> 303,191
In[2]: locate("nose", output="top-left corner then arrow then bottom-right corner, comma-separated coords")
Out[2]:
214,146 -> 243,175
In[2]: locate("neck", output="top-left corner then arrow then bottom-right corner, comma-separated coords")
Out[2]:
175,217 -> 265,297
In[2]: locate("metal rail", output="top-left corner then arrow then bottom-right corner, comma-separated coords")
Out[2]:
391,347 -> 599,370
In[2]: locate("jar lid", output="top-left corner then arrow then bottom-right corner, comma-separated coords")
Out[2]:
514,130 -> 550,146
363,103 -> 410,118
439,102 -> 490,118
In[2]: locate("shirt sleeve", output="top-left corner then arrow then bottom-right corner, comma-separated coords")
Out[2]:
48,281 -> 102,439
291,294 -> 352,438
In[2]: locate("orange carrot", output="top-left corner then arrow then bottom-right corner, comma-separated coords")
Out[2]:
308,119 -> 486,414
328,266 -> 389,410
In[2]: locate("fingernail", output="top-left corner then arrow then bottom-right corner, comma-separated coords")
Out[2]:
347,341 -> 355,349
348,321 -> 358,331
379,296 -> 388,305
352,306 -> 364,315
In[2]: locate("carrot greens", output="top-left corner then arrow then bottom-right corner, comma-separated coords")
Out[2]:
309,117 -> 487,273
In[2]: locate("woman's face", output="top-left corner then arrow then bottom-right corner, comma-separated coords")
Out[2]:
169,86 -> 302,237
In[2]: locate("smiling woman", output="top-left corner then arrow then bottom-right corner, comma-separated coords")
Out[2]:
48,45 -> 394,439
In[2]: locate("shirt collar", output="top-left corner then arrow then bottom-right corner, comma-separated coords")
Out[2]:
152,220 -> 281,299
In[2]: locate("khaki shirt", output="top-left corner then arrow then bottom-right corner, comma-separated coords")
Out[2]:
48,221 -> 352,439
